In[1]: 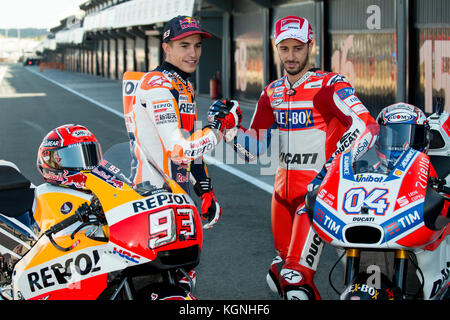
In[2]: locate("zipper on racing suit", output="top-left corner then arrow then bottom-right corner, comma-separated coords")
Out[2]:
285,86 -> 294,198
283,71 -> 314,200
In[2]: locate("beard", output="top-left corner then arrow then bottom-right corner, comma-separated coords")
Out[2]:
281,51 -> 309,76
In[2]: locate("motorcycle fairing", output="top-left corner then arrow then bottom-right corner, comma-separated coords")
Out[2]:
85,170 -> 202,261
12,235 -> 111,300
6,142 -> 203,300
107,195 -> 200,261
415,236 -> 450,300
33,183 -> 92,232
14,229 -> 158,300
29,274 -> 108,300
312,148 -> 446,249
312,146 -> 449,300
428,110 -> 450,185
383,148 -> 417,182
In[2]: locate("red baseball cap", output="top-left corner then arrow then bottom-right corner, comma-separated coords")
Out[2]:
163,15 -> 212,42
274,16 -> 314,45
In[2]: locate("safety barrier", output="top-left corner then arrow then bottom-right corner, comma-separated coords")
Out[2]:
39,62 -> 65,72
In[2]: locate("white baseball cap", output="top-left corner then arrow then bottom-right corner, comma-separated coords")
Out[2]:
274,16 -> 314,45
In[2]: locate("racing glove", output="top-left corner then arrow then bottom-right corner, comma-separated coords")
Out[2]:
307,157 -> 334,193
206,99 -> 242,142
193,177 -> 222,229
305,157 -> 334,213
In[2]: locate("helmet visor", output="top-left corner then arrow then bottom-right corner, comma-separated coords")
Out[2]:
51,142 -> 102,170
378,124 -> 427,151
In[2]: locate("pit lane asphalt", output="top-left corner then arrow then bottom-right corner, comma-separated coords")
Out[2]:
0,63 -> 343,300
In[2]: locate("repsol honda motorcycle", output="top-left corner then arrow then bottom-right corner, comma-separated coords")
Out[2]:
0,143 -> 202,300
306,134 -> 450,300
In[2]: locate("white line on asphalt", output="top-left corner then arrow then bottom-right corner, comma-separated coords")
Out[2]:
203,155 -> 273,193
26,67 -> 123,118
25,67 -> 273,194
0,66 -> 7,85
0,92 -> 47,98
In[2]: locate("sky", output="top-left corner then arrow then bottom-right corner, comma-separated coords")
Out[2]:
0,0 -> 87,29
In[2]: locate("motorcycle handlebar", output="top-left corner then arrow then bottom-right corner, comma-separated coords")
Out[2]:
44,202 -> 91,251
45,210 -> 83,236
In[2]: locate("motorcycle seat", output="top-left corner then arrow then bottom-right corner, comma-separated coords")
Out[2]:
0,164 -> 31,190
0,165 -> 35,217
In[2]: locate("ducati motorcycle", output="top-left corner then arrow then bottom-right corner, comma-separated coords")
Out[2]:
427,102 -> 450,185
306,135 -> 450,300
0,143 -> 202,300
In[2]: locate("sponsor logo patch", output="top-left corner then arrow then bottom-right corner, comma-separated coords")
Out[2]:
273,108 -> 314,130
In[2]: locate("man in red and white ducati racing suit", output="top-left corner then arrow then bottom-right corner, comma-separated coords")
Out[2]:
125,16 -> 241,293
215,16 -> 378,299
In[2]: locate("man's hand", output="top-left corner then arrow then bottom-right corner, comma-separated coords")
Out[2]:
223,126 -> 239,143
307,157 -> 333,192
207,99 -> 242,130
193,178 -> 223,229
200,190 -> 222,230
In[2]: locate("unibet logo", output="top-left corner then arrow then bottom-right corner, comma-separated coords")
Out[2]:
355,174 -> 384,183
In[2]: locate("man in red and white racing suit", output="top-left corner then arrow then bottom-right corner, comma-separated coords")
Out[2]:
124,16 -> 240,231
221,16 -> 378,299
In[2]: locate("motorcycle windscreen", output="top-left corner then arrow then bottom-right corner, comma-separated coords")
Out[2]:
374,124 -> 427,170
102,142 -> 172,195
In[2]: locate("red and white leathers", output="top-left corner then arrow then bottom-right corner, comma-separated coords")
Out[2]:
230,69 -> 378,299
123,62 -> 217,194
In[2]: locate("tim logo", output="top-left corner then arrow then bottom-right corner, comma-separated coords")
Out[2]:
336,87 -> 355,100
274,108 -> 314,130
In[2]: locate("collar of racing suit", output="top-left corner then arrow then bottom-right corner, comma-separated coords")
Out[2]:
284,67 -> 321,89
159,61 -> 191,83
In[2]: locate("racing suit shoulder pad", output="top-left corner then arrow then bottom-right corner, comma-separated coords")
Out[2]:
310,69 -> 329,77
267,77 -> 286,89
139,71 -> 173,91
137,86 -> 176,110
324,72 -> 350,87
